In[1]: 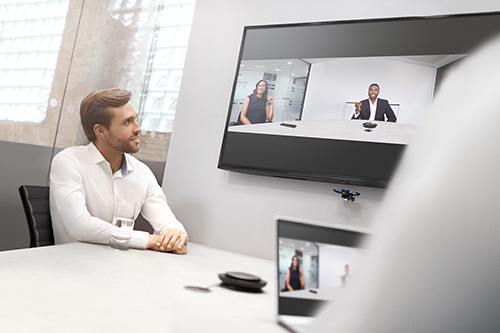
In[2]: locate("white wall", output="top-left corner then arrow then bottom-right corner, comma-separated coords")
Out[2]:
163,0 -> 500,259
303,57 -> 437,125
318,243 -> 364,289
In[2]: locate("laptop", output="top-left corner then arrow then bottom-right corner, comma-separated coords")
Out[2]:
276,216 -> 370,332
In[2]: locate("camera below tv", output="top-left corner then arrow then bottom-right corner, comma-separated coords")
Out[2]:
333,189 -> 360,202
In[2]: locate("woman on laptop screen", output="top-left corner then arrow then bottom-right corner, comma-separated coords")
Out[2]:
286,255 -> 305,291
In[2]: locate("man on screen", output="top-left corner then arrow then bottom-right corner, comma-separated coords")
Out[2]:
339,264 -> 353,288
352,83 -> 397,122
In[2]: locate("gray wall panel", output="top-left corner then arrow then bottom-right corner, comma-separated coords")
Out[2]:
0,141 -> 52,251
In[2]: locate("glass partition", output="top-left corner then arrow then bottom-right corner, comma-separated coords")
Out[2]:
0,0 -> 195,170
0,0 -> 71,147
0,0 -> 195,250
52,0 -> 195,162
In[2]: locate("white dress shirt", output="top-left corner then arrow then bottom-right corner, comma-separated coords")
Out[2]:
369,98 -> 377,121
50,142 -> 186,249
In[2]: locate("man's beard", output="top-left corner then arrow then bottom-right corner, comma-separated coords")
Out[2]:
108,132 -> 139,154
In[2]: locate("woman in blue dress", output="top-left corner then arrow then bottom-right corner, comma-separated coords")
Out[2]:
237,79 -> 274,125
286,255 -> 305,291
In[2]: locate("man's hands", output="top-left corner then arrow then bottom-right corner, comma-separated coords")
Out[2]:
147,228 -> 188,255
354,101 -> 362,115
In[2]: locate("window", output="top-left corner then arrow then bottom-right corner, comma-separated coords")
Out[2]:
107,0 -> 196,133
0,0 -> 70,122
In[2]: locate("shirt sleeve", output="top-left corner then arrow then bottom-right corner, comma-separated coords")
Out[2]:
139,169 -> 187,240
50,152 -> 150,249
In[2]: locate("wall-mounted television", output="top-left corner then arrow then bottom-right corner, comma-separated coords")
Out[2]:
218,12 -> 500,188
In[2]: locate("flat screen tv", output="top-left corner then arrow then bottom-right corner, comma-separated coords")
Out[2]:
218,12 -> 500,188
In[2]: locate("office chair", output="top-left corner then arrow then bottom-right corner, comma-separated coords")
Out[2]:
18,185 -> 55,247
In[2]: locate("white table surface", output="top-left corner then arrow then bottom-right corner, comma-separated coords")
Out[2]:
229,119 -> 419,145
0,243 -> 287,333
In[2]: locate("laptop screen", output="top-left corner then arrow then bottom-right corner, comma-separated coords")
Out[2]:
277,217 -> 369,319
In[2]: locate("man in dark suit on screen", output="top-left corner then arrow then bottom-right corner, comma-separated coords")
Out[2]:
352,83 -> 397,122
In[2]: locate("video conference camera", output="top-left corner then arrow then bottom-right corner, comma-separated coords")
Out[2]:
333,189 -> 360,202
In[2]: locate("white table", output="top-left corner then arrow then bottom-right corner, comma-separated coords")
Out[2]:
0,243 -> 287,332
229,119 -> 419,145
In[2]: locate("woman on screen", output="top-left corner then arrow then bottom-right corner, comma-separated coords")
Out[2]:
286,255 -> 305,291
237,79 -> 274,125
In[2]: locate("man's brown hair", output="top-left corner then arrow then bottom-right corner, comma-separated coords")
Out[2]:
80,88 -> 132,142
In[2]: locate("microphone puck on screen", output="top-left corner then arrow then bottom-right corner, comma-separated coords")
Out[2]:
362,122 -> 377,129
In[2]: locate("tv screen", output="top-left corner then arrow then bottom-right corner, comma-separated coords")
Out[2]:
218,12 -> 500,188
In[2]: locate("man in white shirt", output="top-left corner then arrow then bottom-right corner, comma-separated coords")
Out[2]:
50,88 -> 188,254
352,83 -> 397,122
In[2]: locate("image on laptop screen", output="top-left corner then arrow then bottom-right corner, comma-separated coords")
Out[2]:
276,216 -> 369,331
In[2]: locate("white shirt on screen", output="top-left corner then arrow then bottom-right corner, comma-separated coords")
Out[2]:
369,98 -> 377,121
50,142 -> 185,249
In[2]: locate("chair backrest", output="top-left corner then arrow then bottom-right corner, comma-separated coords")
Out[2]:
18,185 -> 55,247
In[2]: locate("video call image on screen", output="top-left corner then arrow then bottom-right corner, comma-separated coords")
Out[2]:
228,54 -> 465,146
219,13 -> 500,188
279,237 -> 365,301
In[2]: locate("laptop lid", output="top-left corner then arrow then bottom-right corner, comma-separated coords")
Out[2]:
276,216 -> 370,332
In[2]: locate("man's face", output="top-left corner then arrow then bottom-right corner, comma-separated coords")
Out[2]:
368,85 -> 379,101
105,102 -> 141,154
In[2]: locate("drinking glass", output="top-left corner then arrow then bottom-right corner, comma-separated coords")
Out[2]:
109,199 -> 138,251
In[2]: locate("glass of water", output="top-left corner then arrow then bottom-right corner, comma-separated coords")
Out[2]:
109,200 -> 138,251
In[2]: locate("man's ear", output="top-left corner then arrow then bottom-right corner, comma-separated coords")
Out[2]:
93,124 -> 107,140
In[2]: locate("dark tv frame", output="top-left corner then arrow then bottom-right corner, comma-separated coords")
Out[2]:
218,12 -> 500,188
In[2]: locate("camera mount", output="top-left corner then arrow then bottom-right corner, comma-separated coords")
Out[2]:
333,189 -> 360,202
